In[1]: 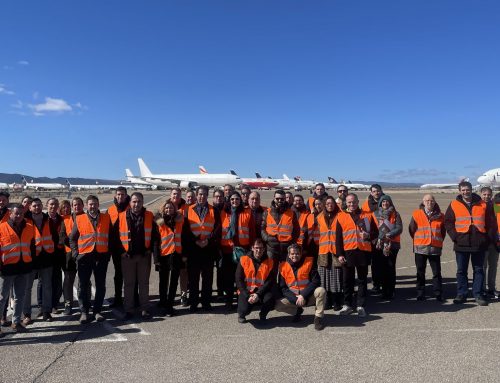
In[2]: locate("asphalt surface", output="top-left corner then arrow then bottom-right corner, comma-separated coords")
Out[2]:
1,190 -> 499,382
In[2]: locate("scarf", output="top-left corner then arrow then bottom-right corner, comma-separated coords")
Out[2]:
224,206 -> 238,240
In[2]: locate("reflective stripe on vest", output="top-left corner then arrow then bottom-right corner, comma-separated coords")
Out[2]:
279,257 -> 314,296
0,220 -> 34,265
412,209 -> 444,248
75,213 -> 110,254
34,220 -> 54,255
159,215 -> 183,255
317,212 -> 337,255
337,211 -> 372,252
240,255 -> 274,292
107,204 -> 129,225
296,211 -> 309,246
266,209 -> 294,242
187,205 -> 215,240
450,200 -> 487,233
118,210 -> 154,251
221,209 -> 252,248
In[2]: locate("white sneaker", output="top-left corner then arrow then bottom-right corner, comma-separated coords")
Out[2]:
339,305 -> 353,315
356,306 -> 367,317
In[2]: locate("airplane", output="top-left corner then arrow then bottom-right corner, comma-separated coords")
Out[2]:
420,177 -> 469,190
0,182 -> 9,190
22,176 -> 66,191
124,169 -> 160,190
328,177 -> 370,191
477,168 -> 500,187
294,176 -> 315,190
228,170 -> 279,189
66,179 -> 130,191
137,158 -> 241,188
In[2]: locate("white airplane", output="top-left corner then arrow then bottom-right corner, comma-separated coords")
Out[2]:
294,176 -> 316,190
66,179 -> 127,191
22,176 -> 66,191
477,168 -> 500,187
255,173 -> 296,190
327,177 -> 370,191
0,182 -> 9,190
420,177 -> 469,190
138,158 -> 241,188
124,169 -> 160,190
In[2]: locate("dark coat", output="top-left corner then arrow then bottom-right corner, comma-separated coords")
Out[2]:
235,252 -> 275,298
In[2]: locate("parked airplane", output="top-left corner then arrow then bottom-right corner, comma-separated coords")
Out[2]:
294,176 -> 315,190
328,177 -> 370,191
22,176 -> 66,191
66,180 -> 121,191
228,170 -> 278,189
0,182 -> 9,190
254,173 -> 297,190
138,158 -> 241,188
420,177 -> 469,190
477,168 -> 500,186
125,169 -> 160,190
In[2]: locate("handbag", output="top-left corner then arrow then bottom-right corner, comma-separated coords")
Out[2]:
232,246 -> 247,264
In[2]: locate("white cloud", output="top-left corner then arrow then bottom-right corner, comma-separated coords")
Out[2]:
0,84 -> 15,95
11,100 -> 23,109
74,102 -> 88,110
29,97 -> 73,114
18,60 -> 29,66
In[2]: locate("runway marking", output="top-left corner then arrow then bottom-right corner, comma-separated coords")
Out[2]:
126,322 -> 151,336
144,195 -> 166,207
328,331 -> 367,335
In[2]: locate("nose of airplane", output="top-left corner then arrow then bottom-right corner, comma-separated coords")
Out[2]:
477,175 -> 490,184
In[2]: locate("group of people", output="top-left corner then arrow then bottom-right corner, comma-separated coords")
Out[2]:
0,180 -> 498,336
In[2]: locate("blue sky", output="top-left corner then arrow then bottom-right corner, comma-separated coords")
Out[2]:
1,1 -> 498,184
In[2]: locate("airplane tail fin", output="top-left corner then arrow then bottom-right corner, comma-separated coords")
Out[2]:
283,174 -> 290,180
294,176 -> 301,181
255,173 -> 262,179
138,158 -> 153,177
230,170 -> 238,176
199,165 -> 208,174
125,168 -> 134,179
65,179 -> 71,187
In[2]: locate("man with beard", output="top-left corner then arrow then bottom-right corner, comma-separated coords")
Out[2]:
261,190 -> 300,262
248,191 -> 266,240
307,183 -> 329,212
336,186 -> 349,211
107,187 -> 130,308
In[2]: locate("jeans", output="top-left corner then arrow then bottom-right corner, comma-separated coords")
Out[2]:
483,244 -> 499,292
24,267 -> 53,315
0,273 -> 29,324
456,251 -> 485,298
77,253 -> 109,314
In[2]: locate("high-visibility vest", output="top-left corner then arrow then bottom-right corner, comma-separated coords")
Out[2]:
279,257 -> 314,296
496,211 -> 500,247
308,214 -> 319,245
221,209 -> 252,248
33,219 -> 54,255
372,211 -> 401,244
75,213 -> 110,254
118,210 -> 154,251
307,197 -> 315,212
240,255 -> 274,292
317,212 -> 337,255
266,209 -> 294,242
108,204 -> 129,225
158,215 -> 183,256
450,200 -> 487,233
337,211 -> 373,252
187,204 -> 215,240
63,215 -> 73,253
412,209 -> 444,248
0,220 -> 34,265
295,210 -> 309,246
361,199 -> 371,213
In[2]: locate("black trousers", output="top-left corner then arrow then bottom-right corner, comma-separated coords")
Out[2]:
415,253 -> 442,296
77,253 -> 109,314
51,262 -> 63,309
373,249 -> 398,297
188,257 -> 214,307
222,252 -> 236,304
343,265 -> 368,307
237,291 -> 275,318
158,253 -> 182,308
111,252 -> 123,300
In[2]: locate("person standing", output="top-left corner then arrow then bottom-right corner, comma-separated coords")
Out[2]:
0,205 -> 35,335
0,191 -> 11,327
408,194 -> 446,301
46,198 -> 65,312
170,188 -> 188,306
479,187 -> 499,298
372,195 -> 403,300
247,191 -> 266,240
69,195 -> 112,323
116,192 -> 159,320
235,239 -> 275,323
444,181 -> 497,306
308,183 -> 329,212
107,187 -> 130,308
184,186 -> 221,311
336,193 -> 378,317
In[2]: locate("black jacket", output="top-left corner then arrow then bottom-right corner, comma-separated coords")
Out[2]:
444,193 -> 497,252
278,256 -> 320,304
235,252 -> 275,298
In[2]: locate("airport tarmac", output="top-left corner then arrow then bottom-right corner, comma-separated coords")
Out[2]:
1,189 -> 499,382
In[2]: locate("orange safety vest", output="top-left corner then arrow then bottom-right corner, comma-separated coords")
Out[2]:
412,209 -> 444,248
450,200 -> 487,233
496,211 -> 500,247
108,204 -> 129,225
266,209 -> 294,242
1,209 -> 10,223
317,212 -> 337,255
187,204 -> 215,240
0,220 -> 34,265
240,255 -> 274,292
308,214 -> 319,245
279,257 -> 314,296
158,215 -> 183,256
221,209 -> 252,248
372,211 -> 401,243
62,215 -> 73,253
295,210 -> 310,246
33,219 -> 55,255
337,211 -> 373,252
307,197 -> 315,212
75,213 -> 110,254
118,210 -> 154,251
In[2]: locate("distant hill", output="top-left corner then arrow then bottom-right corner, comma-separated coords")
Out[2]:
0,173 -> 122,185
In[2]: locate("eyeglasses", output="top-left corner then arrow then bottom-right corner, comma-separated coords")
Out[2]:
241,193 -> 249,196
230,198 -> 240,201
338,190 -> 347,193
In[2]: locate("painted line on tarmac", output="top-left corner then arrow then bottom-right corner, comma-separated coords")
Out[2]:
328,331 -> 367,335
394,258 -> 454,271
144,195 -> 166,207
